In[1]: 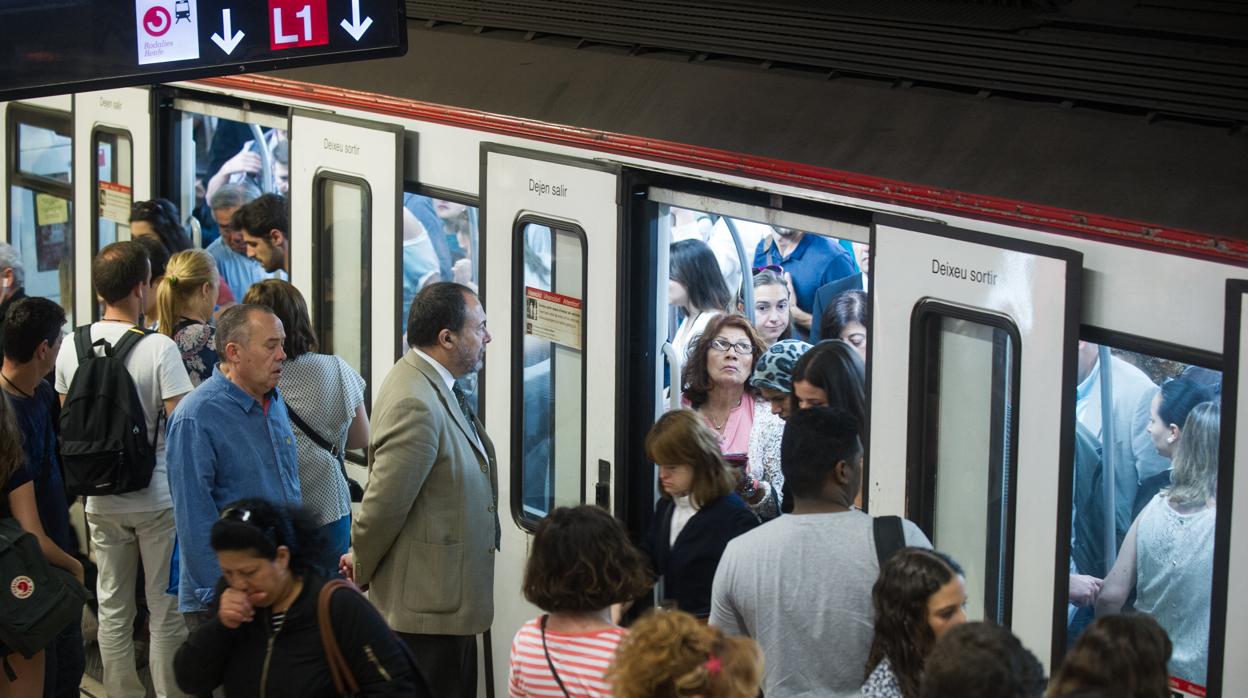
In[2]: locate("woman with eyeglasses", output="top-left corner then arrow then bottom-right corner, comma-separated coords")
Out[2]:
679,314 -> 784,516
669,239 -> 732,360
173,498 -> 425,697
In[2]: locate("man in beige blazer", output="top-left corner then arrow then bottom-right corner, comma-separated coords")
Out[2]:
341,282 -> 498,698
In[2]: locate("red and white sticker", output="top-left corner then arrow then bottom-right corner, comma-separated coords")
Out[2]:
1169,676 -> 1206,698
524,287 -> 584,351
10,575 -> 33,599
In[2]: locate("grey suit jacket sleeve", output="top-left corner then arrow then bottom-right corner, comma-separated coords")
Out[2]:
352,388 -> 440,586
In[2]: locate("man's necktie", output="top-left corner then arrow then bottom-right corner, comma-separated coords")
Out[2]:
452,383 -> 480,444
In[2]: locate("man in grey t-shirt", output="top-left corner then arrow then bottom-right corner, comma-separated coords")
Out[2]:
710,407 -> 931,698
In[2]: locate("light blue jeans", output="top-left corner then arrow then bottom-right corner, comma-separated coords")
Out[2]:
316,515 -> 351,578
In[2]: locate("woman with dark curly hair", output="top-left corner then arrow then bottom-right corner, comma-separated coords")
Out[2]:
609,609 -> 762,698
510,505 -> 651,698
862,548 -> 967,698
1047,614 -> 1172,698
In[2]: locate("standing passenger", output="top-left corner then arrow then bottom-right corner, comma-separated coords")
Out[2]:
0,243 -> 28,358
243,280 -> 368,575
235,194 -> 291,276
1047,614 -> 1172,698
785,339 -> 868,511
1135,377 -> 1214,514
508,505 -> 650,698
342,282 -> 498,698
165,304 -> 302,625
746,338 -> 811,518
669,239 -> 731,360
752,227 -> 855,340
709,407 -> 931,698
746,269 -> 792,348
610,610 -> 764,698
54,241 -> 193,698
644,411 -> 758,618
155,250 -> 221,386
205,182 -> 282,299
920,623 -> 1046,698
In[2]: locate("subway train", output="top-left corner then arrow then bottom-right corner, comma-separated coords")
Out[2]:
3,14 -> 1246,698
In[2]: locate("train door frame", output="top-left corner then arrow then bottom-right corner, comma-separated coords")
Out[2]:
73,87 -> 153,322
1211,279 -> 1248,698
479,143 -> 623,696
868,214 -> 1082,669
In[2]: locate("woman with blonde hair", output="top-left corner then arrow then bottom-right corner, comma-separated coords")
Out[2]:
610,609 -> 762,698
155,248 -> 220,386
1096,400 -> 1219,686
644,410 -> 758,618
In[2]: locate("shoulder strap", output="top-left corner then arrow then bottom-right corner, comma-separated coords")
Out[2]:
110,327 -> 153,363
73,326 -> 94,363
318,580 -> 361,696
873,515 -> 906,567
287,403 -> 340,458
540,615 -> 574,698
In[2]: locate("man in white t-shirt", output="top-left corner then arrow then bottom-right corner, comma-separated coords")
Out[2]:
710,407 -> 931,698
56,241 -> 193,698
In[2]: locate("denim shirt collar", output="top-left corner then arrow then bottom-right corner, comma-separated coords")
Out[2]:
210,366 -> 276,413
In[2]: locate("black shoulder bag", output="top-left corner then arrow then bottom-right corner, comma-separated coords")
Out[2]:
286,404 -> 365,503
540,615 -> 574,698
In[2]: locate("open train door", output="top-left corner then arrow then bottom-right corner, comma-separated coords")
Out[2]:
481,145 -> 621,695
867,215 -> 1081,671
1211,279 -> 1248,698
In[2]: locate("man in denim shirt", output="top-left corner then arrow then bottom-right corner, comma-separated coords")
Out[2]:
167,304 -> 302,622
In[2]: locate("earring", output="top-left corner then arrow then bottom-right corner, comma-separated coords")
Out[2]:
1166,435 -> 1176,444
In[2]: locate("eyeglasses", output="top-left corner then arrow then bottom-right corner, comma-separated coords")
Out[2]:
752,264 -> 783,275
709,338 -> 754,355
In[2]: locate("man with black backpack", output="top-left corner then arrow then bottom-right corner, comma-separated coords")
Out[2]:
55,241 -> 194,698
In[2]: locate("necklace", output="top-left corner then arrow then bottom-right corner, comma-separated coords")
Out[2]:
0,371 -> 32,399
705,410 -> 728,431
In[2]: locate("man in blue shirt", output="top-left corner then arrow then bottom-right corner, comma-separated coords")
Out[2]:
1,296 -> 86,696
205,182 -> 286,300
752,227 -> 855,340
167,304 -> 301,619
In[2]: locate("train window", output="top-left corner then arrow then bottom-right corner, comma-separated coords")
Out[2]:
312,174 -> 371,391
161,99 -> 286,279
6,105 -> 74,325
513,219 -> 586,528
909,304 -> 1019,624
1066,341 -> 1222,693
92,129 -> 133,252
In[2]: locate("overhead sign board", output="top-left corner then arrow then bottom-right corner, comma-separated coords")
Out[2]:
0,0 -> 405,101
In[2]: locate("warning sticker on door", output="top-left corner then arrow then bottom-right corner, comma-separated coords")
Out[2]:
34,194 -> 68,227
1169,677 -> 1206,697
99,182 -> 133,224
524,287 -> 583,351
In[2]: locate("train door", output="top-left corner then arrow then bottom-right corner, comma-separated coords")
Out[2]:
868,215 -> 1082,669
481,145 -> 621,694
1214,279 -> 1248,698
73,87 -> 150,320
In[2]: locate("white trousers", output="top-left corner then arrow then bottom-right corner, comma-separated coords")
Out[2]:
87,507 -> 188,698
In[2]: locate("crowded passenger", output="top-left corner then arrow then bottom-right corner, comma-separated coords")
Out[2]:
1047,614 -> 1172,698
343,282 -> 498,698
0,243 -> 28,357
745,268 -> 792,347
710,407 -> 931,697
134,234 -> 172,326
173,498 -> 424,697
271,139 -> 290,195
920,622 -> 1046,698
205,182 -> 281,299
746,338 -> 812,518
1,297 -> 86,696
55,241 -> 192,698
1096,400 -> 1219,686
433,198 -> 476,286
808,242 -> 868,342
669,207 -> 747,298
130,199 -> 193,254
155,249 -> 220,386
509,505 -> 650,698
680,315 -> 785,516
243,280 -> 368,575
816,289 -> 869,361
402,208 -> 443,318
1075,342 -> 1167,543
610,609 -> 763,698
1137,376 -> 1215,514
788,339 -> 869,510
643,411 -> 758,618
862,549 -> 968,698
235,193 -> 291,275
752,226 -> 856,340
669,238 -> 732,359
166,304 -> 302,626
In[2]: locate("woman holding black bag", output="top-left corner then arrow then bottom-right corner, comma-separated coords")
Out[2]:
243,280 -> 369,577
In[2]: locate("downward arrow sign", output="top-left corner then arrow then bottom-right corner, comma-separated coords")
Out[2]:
340,0 -> 374,41
211,9 -> 245,55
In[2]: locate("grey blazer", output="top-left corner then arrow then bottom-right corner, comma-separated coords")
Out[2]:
351,351 -> 499,636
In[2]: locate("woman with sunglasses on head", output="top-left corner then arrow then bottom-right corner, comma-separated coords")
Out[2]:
669,239 -> 732,360
680,314 -> 784,517
174,497 -> 425,697
862,549 -> 967,698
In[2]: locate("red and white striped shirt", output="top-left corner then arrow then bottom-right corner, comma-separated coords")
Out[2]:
508,617 -> 625,698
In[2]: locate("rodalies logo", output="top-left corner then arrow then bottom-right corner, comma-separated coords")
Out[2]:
135,0 -> 201,66
10,575 -> 33,599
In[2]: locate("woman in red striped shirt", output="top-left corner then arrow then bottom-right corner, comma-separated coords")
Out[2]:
509,506 -> 652,698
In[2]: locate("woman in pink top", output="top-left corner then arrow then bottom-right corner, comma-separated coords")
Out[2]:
509,506 -> 651,698
680,314 -> 784,517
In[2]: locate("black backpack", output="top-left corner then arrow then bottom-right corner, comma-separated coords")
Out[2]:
0,517 -> 88,661
59,326 -> 158,496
